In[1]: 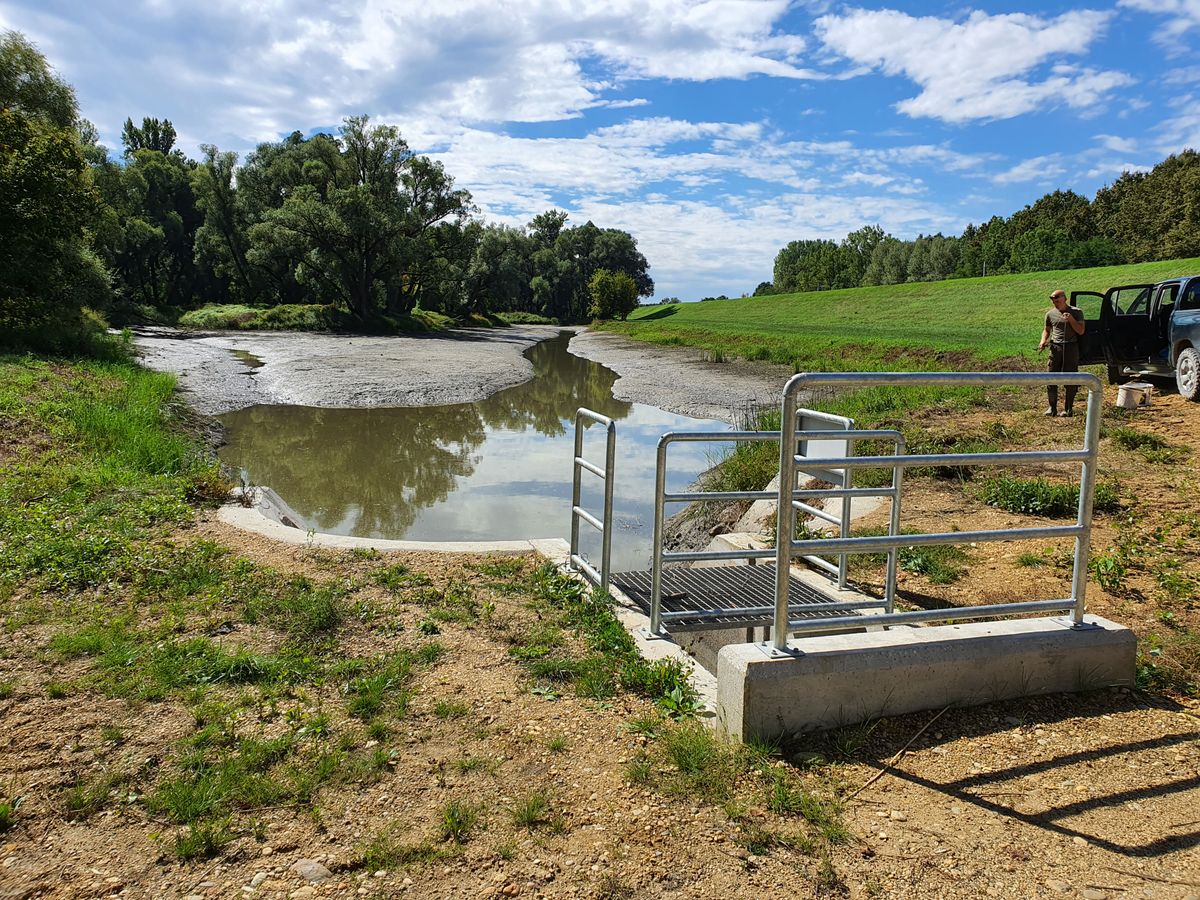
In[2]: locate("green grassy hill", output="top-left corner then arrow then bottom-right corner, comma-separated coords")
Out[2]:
602,258 -> 1200,371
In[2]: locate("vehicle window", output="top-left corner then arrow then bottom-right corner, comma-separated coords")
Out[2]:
1112,287 -> 1150,315
1158,284 -> 1179,318
1181,282 -> 1200,312
1072,294 -> 1101,321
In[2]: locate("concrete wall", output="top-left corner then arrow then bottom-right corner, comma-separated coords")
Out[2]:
717,615 -> 1136,741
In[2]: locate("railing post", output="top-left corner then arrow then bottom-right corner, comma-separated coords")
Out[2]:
885,434 -> 905,614
774,378 -> 803,651
1071,382 -> 1102,626
649,436 -> 670,635
570,412 -> 584,572
600,420 -> 616,597
838,435 -> 854,590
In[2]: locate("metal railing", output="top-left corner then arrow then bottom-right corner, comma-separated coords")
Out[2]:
569,408 -> 616,595
647,414 -> 904,635
771,371 -> 1103,651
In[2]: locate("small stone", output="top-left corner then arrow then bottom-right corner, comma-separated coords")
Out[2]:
290,859 -> 332,884
888,810 -> 908,821
1047,880 -> 1073,893
290,889 -> 316,900
250,873 -> 268,889
1083,890 -> 1107,900
373,870 -> 386,878
260,846 -> 274,857
1072,836 -> 1088,846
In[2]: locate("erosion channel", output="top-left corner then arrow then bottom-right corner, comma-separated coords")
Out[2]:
217,332 -> 728,570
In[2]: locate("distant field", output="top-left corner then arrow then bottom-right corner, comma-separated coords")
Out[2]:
602,258 -> 1200,370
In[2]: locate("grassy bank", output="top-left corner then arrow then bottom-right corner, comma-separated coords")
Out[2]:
0,348 -> 774,869
604,256 -> 1200,368
175,303 -> 457,333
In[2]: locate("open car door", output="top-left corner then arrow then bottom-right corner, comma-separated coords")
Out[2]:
1103,284 -> 1156,366
1070,291 -> 1106,364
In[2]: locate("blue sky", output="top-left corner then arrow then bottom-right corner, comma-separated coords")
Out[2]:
3,0 -> 1198,300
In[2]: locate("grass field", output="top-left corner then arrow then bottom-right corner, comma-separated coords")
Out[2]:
602,257 -> 1200,368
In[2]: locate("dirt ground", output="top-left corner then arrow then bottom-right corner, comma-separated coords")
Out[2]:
3,355 -> 1200,899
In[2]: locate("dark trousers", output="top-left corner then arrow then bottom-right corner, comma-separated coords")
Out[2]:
1047,341 -> 1080,410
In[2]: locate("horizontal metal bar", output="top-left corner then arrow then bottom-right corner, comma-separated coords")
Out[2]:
662,485 -> 898,504
785,371 -> 1103,390
794,486 -> 899,500
797,466 -> 845,482
575,457 -> 605,479
661,548 -> 778,563
662,599 -> 888,621
793,449 -> 1090,470
802,554 -> 840,576
572,506 -> 604,533
794,429 -> 903,441
794,502 -> 840,525
660,430 -> 777,444
576,409 -> 616,429
786,599 -> 1075,633
663,489 -> 775,502
791,524 -> 1081,555
570,554 -> 603,587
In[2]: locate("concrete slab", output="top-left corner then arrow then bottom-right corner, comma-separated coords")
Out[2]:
716,615 -> 1136,741
219,502 -> 557,556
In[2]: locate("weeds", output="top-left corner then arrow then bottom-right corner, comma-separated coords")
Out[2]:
511,791 -> 552,830
0,794 -> 20,833
980,476 -> 1120,518
64,770 -> 128,820
439,800 -> 481,843
173,817 -> 233,860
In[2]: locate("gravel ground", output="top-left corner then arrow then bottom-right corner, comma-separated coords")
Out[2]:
567,330 -> 794,422
132,326 -> 797,423
131,326 -> 567,416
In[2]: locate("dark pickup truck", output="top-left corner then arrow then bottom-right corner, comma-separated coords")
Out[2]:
1072,276 -> 1200,400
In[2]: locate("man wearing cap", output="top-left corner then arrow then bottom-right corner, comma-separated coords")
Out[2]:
1038,289 -> 1085,416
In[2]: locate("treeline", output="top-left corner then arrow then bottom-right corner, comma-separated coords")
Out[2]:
760,151 -> 1200,296
0,32 -> 652,350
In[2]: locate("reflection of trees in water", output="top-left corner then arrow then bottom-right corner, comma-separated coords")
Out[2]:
219,334 -> 638,539
221,403 -> 485,536
478,333 -> 632,436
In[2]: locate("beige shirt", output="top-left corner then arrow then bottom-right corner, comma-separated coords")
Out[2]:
1045,306 -> 1083,344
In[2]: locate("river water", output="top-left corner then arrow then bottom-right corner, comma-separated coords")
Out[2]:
218,332 -> 730,571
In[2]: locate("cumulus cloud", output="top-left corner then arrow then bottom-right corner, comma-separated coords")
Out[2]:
815,7 -> 1131,122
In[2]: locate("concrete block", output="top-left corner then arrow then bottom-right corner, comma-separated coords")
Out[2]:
716,615 -> 1135,741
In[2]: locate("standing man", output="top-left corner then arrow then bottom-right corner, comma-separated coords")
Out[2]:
1038,289 -> 1085,416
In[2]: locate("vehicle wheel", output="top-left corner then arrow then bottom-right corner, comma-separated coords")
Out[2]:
1107,365 -> 1130,385
1177,347 -> 1200,401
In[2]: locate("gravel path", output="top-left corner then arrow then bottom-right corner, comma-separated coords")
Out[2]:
133,325 -> 797,423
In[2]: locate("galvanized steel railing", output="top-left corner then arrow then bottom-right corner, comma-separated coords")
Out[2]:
771,371 -> 1103,651
646,414 -> 904,635
569,408 -> 616,595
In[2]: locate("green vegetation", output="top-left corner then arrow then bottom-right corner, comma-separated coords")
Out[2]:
177,303 -> 453,334
439,799 -> 481,844
979,476 -> 1120,518
607,256 -> 1200,367
509,564 -> 699,713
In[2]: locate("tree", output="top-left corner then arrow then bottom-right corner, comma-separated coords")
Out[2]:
0,32 -> 111,340
121,116 -> 177,157
588,269 -> 638,320
0,31 -> 77,128
247,116 -> 471,319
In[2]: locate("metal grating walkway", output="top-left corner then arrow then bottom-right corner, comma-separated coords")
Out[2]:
610,564 -> 851,632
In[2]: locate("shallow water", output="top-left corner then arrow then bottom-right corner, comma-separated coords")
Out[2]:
218,332 -> 730,571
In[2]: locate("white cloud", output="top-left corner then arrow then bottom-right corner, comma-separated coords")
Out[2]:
815,7 -> 1131,122
992,154 -> 1067,185
1119,0 -> 1200,43
1096,134 -> 1138,153
1154,93 -> 1200,152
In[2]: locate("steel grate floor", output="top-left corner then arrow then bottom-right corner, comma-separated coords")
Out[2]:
610,564 -> 855,632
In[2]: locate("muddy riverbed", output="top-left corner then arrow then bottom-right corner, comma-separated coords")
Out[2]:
133,325 -> 795,423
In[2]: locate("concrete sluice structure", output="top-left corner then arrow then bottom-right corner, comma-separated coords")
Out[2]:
573,371 -> 1136,742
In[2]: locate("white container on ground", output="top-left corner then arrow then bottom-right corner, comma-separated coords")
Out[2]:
1116,381 -> 1154,409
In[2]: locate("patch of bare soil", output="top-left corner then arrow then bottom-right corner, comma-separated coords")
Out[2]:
2,387 -> 1199,900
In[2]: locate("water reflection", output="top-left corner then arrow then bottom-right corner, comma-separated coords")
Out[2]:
219,332 -> 729,571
